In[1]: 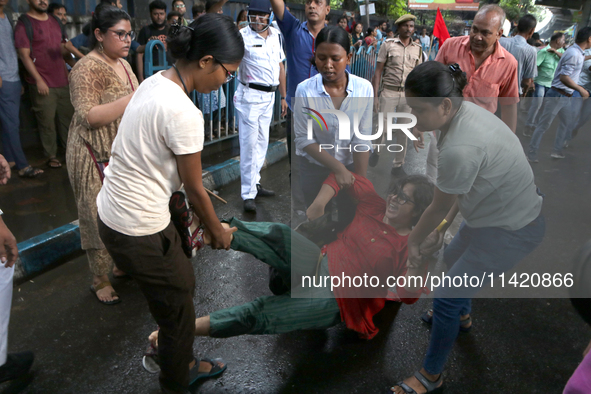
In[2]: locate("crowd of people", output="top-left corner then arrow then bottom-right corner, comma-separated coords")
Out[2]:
0,0 -> 590,393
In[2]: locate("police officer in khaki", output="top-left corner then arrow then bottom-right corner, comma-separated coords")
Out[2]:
370,14 -> 423,177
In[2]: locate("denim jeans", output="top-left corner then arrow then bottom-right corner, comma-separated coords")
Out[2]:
528,89 -> 582,158
423,215 -> 546,375
0,81 -> 29,169
525,83 -> 549,128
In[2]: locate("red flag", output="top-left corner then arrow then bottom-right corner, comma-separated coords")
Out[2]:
433,8 -> 450,47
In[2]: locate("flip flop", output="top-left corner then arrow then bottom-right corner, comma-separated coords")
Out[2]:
189,358 -> 227,384
90,282 -> 121,305
142,344 -> 160,374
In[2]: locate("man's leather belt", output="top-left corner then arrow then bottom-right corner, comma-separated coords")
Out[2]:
241,81 -> 278,92
383,84 -> 405,92
551,86 -> 573,97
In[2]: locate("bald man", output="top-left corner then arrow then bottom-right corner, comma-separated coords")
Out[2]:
435,4 -> 519,131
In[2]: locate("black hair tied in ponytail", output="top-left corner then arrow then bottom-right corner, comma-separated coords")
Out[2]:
405,61 -> 467,108
167,23 -> 194,60
167,13 -> 244,65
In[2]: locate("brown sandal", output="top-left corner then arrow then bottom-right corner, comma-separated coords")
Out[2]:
90,281 -> 121,305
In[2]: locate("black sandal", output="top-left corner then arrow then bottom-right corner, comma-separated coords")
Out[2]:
189,358 -> 227,384
389,371 -> 444,394
18,166 -> 44,178
47,158 -> 62,168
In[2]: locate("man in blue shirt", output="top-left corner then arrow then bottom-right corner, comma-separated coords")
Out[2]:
527,27 -> 591,162
270,0 -> 330,164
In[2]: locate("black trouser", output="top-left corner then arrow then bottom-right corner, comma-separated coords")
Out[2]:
98,217 -> 196,394
298,159 -> 356,232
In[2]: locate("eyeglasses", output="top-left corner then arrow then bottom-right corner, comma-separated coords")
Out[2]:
174,4 -> 185,8
391,192 -> 415,206
109,29 -> 135,41
213,57 -> 236,83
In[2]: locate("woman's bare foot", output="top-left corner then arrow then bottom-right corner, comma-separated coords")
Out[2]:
92,275 -> 119,303
391,368 -> 442,394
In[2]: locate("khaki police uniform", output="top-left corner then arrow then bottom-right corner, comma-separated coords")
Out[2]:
376,37 -> 424,167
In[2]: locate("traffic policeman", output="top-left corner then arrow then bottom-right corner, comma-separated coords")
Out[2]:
370,14 -> 423,177
235,0 -> 287,212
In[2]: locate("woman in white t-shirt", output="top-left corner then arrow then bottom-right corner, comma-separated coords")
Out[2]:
96,14 -> 243,393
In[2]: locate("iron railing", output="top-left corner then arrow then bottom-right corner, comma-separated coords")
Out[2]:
143,40 -> 388,146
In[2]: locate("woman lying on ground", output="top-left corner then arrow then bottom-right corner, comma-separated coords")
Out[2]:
144,173 -> 442,367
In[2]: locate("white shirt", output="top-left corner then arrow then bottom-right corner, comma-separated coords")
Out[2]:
238,26 -> 285,87
293,71 -> 374,167
419,35 -> 430,48
97,72 -> 205,236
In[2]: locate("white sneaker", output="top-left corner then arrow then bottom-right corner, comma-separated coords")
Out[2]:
550,152 -> 565,159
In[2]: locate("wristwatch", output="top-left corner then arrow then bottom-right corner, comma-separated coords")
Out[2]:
280,97 -> 286,100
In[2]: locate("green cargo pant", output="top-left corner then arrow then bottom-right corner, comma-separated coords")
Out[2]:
209,218 -> 340,337
29,84 -> 73,158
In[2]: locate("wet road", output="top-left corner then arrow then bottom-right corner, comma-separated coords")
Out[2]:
2,122 -> 591,393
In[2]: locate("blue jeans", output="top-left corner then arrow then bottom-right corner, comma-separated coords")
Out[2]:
0,80 -> 29,170
423,215 -> 546,375
528,89 -> 582,158
525,83 -> 549,128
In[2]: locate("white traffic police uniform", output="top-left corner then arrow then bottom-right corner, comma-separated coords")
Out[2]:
235,25 -> 285,200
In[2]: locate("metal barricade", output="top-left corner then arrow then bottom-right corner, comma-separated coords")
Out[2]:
144,40 -> 169,77
143,43 -> 286,146
350,44 -> 380,81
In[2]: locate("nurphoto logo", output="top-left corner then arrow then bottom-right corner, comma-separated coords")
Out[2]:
304,108 -> 418,153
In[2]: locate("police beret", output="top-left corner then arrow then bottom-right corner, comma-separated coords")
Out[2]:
395,14 -> 416,25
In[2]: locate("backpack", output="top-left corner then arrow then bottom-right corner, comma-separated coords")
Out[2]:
17,13 -> 67,62
15,13 -> 67,83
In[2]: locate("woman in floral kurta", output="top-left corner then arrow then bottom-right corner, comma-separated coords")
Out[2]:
66,7 -> 138,304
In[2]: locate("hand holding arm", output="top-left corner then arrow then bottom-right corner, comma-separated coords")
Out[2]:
407,189 -> 457,268
176,152 -> 235,250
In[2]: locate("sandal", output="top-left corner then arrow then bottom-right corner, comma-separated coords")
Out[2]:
421,309 -> 472,333
142,344 -> 160,374
189,358 -> 227,384
389,371 -> 443,394
47,158 -> 62,168
18,166 -> 44,178
90,282 -> 121,305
